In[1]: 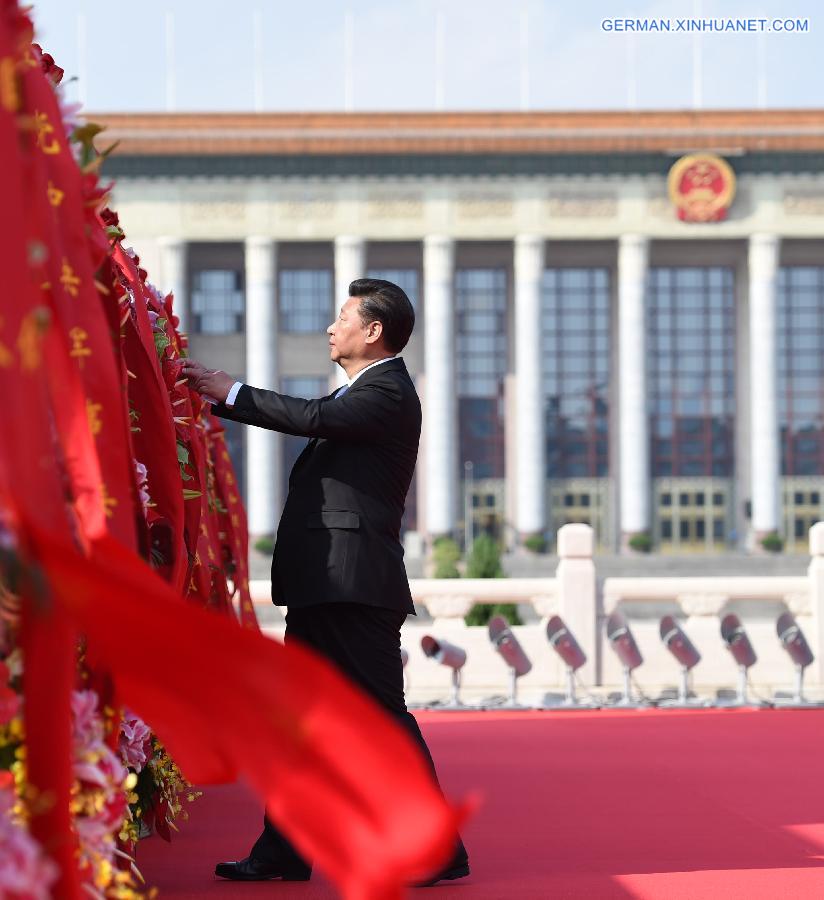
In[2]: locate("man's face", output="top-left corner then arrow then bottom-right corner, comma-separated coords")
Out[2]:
327,296 -> 368,364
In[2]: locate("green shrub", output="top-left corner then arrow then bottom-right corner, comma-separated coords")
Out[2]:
523,533 -> 548,554
760,532 -> 783,554
253,535 -> 275,555
432,536 -> 461,578
465,533 -> 504,578
464,602 -> 521,627
433,560 -> 461,578
628,531 -> 653,554
463,534 -> 521,625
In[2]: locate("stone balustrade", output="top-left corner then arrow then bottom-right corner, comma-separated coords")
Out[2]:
249,522 -> 824,702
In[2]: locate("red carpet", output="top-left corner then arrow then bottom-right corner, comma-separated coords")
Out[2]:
138,708 -> 824,898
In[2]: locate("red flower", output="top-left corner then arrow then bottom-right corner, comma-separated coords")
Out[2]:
32,43 -> 64,84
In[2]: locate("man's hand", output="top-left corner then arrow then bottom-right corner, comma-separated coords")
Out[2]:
181,359 -> 235,404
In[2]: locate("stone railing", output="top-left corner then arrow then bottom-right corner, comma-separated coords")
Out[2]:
250,522 -> 824,701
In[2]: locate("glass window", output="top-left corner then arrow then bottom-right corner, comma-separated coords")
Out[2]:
279,270 -> 333,333
778,266 -> 824,476
366,269 -> 419,311
648,267 -> 735,476
542,268 -> 611,478
457,269 -> 507,478
190,269 -> 244,334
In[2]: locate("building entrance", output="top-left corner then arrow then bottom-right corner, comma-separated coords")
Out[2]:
653,477 -> 733,552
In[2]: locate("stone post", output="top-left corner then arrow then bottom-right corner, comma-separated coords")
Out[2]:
556,523 -> 598,684
808,522 -> 824,685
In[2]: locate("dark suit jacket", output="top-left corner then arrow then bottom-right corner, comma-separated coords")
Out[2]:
213,358 -> 419,614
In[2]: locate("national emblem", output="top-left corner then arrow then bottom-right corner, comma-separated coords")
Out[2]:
667,153 -> 736,223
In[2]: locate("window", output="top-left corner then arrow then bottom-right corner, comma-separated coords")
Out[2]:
190,269 -> 244,334
367,269 -> 419,311
279,270 -> 332,333
456,269 -> 507,479
648,267 -> 736,477
542,268 -> 611,478
778,267 -> 824,476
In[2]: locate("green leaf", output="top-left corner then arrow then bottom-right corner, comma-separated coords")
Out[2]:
154,331 -> 171,358
182,489 -> 202,501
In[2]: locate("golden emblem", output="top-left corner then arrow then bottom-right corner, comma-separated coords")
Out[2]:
667,154 -> 736,223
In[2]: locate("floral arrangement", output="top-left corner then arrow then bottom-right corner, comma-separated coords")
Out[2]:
0,4 -> 251,896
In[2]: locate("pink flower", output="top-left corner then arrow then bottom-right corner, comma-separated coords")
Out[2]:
119,714 -> 152,773
71,690 -> 103,750
133,460 -> 151,514
0,788 -> 58,899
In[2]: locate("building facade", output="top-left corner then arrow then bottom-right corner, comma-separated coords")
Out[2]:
98,110 -> 824,554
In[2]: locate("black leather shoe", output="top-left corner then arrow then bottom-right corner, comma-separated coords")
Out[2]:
214,856 -> 311,882
412,851 -> 470,887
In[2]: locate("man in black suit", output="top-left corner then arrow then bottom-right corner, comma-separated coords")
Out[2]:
182,278 -> 468,886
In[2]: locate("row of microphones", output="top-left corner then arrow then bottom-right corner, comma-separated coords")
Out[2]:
416,614 -> 588,709
407,608 -> 817,709
607,610 -> 816,707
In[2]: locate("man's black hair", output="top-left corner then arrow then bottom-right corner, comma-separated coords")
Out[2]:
349,278 -> 415,353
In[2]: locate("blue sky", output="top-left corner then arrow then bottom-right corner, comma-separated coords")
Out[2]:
32,0 -> 822,112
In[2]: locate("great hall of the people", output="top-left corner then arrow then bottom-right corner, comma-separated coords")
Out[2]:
97,110 -> 824,556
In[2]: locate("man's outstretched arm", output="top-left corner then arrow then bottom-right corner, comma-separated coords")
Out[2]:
182,359 -> 400,443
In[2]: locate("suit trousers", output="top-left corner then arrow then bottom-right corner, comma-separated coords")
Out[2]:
250,602 -> 453,868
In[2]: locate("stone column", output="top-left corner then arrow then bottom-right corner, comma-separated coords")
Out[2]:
333,235 -> 366,388
617,234 -> 650,547
514,234 -> 546,542
244,236 -> 280,536
158,237 -> 187,333
423,235 -> 456,539
749,233 -> 781,543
